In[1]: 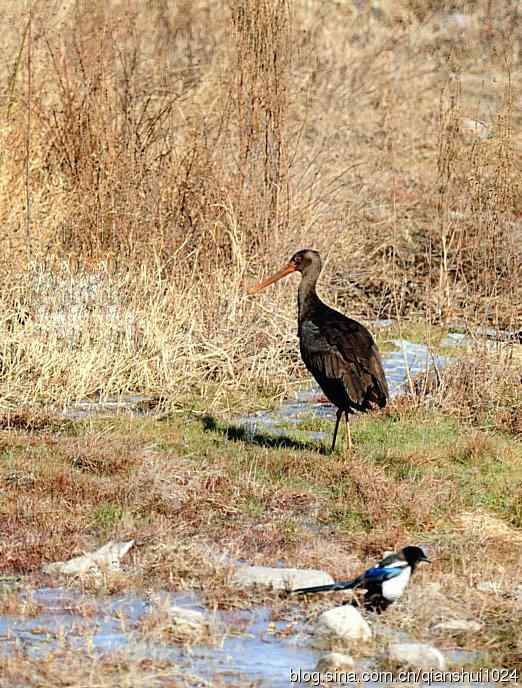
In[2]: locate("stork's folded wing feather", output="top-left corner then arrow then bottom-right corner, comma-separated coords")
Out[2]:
299,315 -> 388,408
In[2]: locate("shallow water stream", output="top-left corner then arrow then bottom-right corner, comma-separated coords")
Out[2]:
0,587 -> 318,686
0,585 -> 485,686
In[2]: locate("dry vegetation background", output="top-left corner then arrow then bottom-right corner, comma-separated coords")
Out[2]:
0,0 -> 520,406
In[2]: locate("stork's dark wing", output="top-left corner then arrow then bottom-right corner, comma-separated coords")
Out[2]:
300,312 -> 388,409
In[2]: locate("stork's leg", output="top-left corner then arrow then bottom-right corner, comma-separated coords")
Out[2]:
331,409 -> 343,453
344,411 -> 352,452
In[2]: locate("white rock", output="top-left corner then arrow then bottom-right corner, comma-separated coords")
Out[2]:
316,652 -> 355,672
385,642 -> 446,670
232,566 -> 334,590
433,619 -> 483,634
43,540 -> 134,576
312,605 -> 372,649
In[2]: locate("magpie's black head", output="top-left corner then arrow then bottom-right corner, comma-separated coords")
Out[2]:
401,546 -> 430,568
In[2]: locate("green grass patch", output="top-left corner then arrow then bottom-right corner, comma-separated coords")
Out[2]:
93,503 -> 124,530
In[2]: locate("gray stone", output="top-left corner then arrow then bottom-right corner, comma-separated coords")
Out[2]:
43,540 -> 134,577
316,652 -> 355,672
232,565 -> 334,590
385,642 -> 446,670
312,605 -> 372,649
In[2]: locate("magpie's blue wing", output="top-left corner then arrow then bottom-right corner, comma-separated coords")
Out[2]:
362,565 -> 405,585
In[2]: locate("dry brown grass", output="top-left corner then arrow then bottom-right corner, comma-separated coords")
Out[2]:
0,649 -> 243,688
0,0 -> 519,406
413,343 -> 522,430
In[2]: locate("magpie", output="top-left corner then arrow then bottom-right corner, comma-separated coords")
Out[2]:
292,546 -> 430,613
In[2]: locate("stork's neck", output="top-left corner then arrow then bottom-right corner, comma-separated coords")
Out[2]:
297,267 -> 322,324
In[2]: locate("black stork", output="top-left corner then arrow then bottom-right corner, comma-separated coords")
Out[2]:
248,249 -> 389,452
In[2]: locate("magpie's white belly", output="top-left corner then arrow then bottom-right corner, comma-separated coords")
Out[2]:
382,568 -> 411,601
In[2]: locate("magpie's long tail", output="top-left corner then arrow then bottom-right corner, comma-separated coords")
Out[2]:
292,575 -> 364,595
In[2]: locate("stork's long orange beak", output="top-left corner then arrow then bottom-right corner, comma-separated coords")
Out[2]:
247,263 -> 296,295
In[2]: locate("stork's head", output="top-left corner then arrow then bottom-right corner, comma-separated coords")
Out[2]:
247,249 -> 322,294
